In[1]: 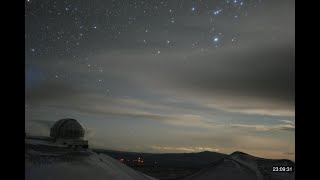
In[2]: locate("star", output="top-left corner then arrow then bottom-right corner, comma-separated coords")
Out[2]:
213,37 -> 219,43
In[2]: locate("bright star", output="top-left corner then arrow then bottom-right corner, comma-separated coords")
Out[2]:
213,37 -> 219,43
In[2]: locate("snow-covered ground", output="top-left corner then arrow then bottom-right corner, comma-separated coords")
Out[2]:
25,139 -> 156,180
183,151 -> 295,180
25,138 -> 66,147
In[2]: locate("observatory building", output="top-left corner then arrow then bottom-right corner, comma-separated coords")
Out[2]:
50,118 -> 88,148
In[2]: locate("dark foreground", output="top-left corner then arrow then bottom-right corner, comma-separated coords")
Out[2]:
25,138 -> 294,180
94,149 -> 295,180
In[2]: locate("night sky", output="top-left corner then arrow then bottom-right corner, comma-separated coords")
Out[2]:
25,0 -> 295,160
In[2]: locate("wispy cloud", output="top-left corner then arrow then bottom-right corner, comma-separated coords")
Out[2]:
230,124 -> 295,132
279,119 -> 295,124
150,145 -> 220,153
203,97 -> 294,117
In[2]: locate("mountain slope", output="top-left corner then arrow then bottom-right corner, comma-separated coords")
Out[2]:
183,151 -> 295,180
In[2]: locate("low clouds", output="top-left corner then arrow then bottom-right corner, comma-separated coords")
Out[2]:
26,44 -> 294,118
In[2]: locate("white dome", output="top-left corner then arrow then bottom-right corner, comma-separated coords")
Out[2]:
50,118 -> 84,139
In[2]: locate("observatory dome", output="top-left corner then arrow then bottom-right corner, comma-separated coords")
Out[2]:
50,118 -> 84,139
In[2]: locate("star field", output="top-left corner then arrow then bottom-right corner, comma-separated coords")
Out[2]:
26,0 -> 264,77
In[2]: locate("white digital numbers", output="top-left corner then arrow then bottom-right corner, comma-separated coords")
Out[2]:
272,166 -> 294,172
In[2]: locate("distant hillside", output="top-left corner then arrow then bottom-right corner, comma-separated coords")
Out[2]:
93,149 -> 227,180
93,149 -> 227,168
